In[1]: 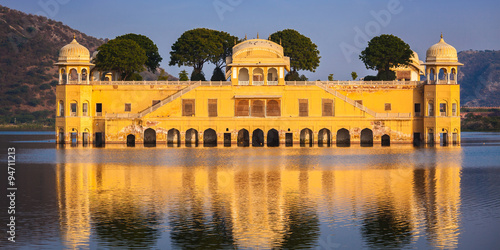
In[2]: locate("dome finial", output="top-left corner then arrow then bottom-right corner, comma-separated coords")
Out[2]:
440,33 -> 443,39
257,32 -> 259,39
245,34 -> 247,40
73,33 -> 76,39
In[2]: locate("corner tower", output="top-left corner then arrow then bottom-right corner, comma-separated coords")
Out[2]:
422,35 -> 463,145
55,37 -> 94,145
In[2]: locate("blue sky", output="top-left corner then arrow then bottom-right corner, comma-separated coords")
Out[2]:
2,0 -> 499,80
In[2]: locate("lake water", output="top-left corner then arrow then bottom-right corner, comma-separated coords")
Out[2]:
1,132 -> 500,249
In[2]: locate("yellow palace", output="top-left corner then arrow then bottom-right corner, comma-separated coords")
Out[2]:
55,35 -> 462,147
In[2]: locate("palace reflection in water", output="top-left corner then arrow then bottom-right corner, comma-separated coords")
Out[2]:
52,146 -> 462,249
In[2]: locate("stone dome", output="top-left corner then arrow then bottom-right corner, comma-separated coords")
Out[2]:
58,38 -> 90,62
426,35 -> 458,63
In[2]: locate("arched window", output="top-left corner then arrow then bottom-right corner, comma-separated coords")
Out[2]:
253,68 -> 264,85
70,101 -> 77,116
439,102 -> 447,116
266,100 -> 280,116
81,69 -> 87,82
60,69 -> 67,84
251,100 -> 265,117
428,100 -> 434,116
429,68 -> 435,82
267,68 -> 278,85
438,68 -> 448,83
58,100 -> 64,117
82,101 -> 89,116
235,100 -> 249,116
69,68 -> 78,82
450,68 -> 457,82
238,68 -> 249,85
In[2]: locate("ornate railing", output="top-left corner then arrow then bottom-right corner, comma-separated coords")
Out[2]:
238,81 -> 249,85
268,81 -> 278,85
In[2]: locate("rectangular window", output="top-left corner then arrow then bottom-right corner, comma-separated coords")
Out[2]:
355,100 -> 363,106
70,103 -> 77,116
152,100 -> 160,106
452,103 -> 457,116
182,99 -> 195,116
414,103 -> 421,116
428,102 -> 434,116
440,103 -> 447,116
385,103 -> 392,111
96,103 -> 102,116
322,99 -> 334,116
82,103 -> 88,116
299,99 -> 308,117
125,103 -> 131,112
208,99 -> 217,117
235,99 -> 249,116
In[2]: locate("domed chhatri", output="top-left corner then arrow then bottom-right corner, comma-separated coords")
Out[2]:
426,34 -> 458,63
58,37 -> 91,63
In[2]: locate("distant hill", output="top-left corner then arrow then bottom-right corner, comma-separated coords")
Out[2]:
458,50 -> 500,107
0,5 -> 176,126
0,4 -> 105,125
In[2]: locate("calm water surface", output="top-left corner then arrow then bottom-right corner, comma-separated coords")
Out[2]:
1,132 -> 500,249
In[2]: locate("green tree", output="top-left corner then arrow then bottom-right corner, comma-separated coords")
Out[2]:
116,33 -> 163,73
270,29 -> 321,75
169,28 -> 221,78
211,67 -> 225,81
285,71 -> 308,81
328,74 -> 334,81
191,70 -> 206,81
359,34 -> 412,80
178,70 -> 189,81
351,72 -> 358,80
94,39 -> 147,80
157,69 -> 170,80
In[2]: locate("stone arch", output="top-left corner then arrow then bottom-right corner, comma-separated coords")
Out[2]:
186,128 -> 198,147
429,68 -> 435,81
203,129 -> 217,147
69,68 -> 78,81
252,129 -> 264,147
82,100 -> 89,116
360,128 -> 373,147
251,100 -> 265,117
300,128 -> 313,147
427,100 -> 434,116
237,129 -> 250,147
70,129 -> 78,146
318,128 -> 331,147
167,128 -> 181,147
144,128 -> 156,147
81,68 -> 88,82
450,68 -> 457,81
69,100 -> 78,116
127,134 -> 135,147
381,134 -> 390,147
239,68 -> 249,84
266,100 -> 280,116
438,68 -> 448,81
336,128 -> 350,147
267,129 -> 279,147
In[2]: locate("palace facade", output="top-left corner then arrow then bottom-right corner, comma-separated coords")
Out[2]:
55,35 -> 462,147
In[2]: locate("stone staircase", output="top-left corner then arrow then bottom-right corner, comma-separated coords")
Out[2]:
315,82 -> 377,117
138,82 -> 201,118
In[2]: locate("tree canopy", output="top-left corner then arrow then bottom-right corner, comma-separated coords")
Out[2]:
94,39 -> 147,80
359,34 -> 412,80
116,33 -> 162,73
270,29 -> 320,73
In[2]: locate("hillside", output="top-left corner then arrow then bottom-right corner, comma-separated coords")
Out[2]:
0,4 -> 105,125
458,50 -> 500,106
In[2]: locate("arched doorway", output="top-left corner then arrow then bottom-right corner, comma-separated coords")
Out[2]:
381,134 -> 390,147
267,129 -> 279,147
252,129 -> 264,147
82,129 -> 90,146
58,128 -> 65,144
336,128 -> 350,147
186,129 -> 198,147
300,128 -> 313,147
167,128 -> 181,147
203,129 -> 217,147
144,128 -> 156,147
252,68 -> 264,85
267,68 -> 278,84
360,128 -> 373,147
237,129 -> 249,147
318,128 -> 331,147
127,134 -> 135,147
